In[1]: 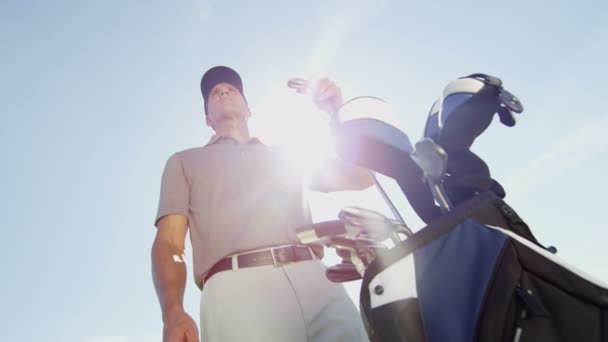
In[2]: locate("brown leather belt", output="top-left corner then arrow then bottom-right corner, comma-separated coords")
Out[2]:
202,245 -> 316,285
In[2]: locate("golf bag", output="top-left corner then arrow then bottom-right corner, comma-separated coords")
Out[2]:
359,191 -> 608,341
322,74 -> 608,341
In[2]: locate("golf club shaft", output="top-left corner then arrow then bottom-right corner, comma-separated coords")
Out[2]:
370,171 -> 412,240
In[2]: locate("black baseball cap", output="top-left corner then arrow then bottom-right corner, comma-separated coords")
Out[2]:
200,66 -> 246,115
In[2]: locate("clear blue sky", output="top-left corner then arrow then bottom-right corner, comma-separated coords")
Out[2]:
1,1 -> 607,341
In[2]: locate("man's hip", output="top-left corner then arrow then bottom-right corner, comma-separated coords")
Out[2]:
199,257 -> 369,342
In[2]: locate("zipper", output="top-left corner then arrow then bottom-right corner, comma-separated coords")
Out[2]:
512,306 -> 527,342
511,282 -> 551,342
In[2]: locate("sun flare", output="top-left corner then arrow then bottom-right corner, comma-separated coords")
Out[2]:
250,82 -> 337,176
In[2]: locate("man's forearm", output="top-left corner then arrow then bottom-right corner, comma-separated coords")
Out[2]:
311,158 -> 375,192
151,240 -> 188,323
340,161 -> 375,190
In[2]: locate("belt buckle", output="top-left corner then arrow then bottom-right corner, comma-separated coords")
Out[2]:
271,246 -> 295,267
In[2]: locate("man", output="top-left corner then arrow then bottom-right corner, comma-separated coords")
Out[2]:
152,66 -> 373,342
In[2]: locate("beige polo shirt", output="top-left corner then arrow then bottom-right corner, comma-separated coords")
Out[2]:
155,136 -> 314,285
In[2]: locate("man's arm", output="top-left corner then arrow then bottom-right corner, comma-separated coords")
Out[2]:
152,214 -> 199,342
304,78 -> 375,192
309,157 -> 375,193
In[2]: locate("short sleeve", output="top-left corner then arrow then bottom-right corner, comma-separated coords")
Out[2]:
155,153 -> 189,227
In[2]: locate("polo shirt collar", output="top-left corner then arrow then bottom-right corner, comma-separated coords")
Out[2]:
205,134 -> 262,146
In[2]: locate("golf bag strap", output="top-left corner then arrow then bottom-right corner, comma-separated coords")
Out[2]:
365,191 -> 499,279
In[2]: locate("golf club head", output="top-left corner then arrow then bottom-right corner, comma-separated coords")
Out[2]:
411,138 -> 449,182
338,206 -> 401,241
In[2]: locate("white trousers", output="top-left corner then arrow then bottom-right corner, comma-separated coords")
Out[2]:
200,259 -> 369,342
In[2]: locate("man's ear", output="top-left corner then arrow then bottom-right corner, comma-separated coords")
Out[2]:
206,115 -> 215,130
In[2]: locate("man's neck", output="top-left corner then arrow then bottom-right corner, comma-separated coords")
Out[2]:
214,121 -> 251,144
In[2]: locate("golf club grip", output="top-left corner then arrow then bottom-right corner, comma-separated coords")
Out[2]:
296,220 -> 346,238
287,78 -> 308,92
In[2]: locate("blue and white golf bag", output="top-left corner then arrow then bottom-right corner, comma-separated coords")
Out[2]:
322,74 -> 608,341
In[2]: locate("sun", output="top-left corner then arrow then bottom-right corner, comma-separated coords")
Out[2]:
249,81 -> 337,176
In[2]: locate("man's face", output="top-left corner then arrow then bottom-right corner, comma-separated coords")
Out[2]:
206,82 -> 250,129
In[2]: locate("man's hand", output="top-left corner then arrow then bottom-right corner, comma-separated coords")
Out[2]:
309,78 -> 344,115
163,310 -> 199,342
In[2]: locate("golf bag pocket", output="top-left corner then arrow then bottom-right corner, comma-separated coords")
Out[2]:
360,194 -> 608,342
478,226 -> 608,342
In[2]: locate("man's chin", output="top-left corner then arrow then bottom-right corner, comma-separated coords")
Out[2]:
216,112 -> 247,124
